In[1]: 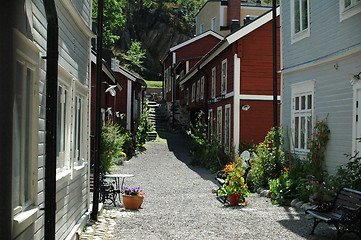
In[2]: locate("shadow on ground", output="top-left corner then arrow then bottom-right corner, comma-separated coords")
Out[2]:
156,130 -> 218,184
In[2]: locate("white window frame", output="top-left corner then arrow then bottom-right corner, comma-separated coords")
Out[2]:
192,83 -> 196,102
200,23 -> 204,34
72,81 -> 88,169
291,0 -> 310,44
208,109 -> 213,141
224,104 -> 231,151
12,30 -> 40,232
340,0 -> 361,21
291,80 -> 315,154
221,59 -> 227,95
217,106 -> 223,143
211,17 -> 216,31
200,76 -> 205,100
212,67 -> 216,98
196,80 -> 200,102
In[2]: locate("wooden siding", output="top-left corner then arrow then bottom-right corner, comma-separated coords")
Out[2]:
14,0 -> 92,239
281,0 -> 361,69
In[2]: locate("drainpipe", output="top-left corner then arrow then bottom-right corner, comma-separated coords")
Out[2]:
44,0 -> 58,239
44,0 -> 58,238
0,2 -> 14,239
91,0 -> 104,221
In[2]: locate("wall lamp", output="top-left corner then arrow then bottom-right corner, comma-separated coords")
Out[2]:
102,81 -> 117,96
241,104 -> 251,111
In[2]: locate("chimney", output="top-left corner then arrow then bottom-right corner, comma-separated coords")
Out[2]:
227,0 -> 241,32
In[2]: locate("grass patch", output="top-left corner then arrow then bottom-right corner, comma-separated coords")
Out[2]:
145,80 -> 162,88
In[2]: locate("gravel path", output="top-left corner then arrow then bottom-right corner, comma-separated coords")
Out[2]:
82,132 -> 357,240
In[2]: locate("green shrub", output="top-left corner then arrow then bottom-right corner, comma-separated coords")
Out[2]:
269,167 -> 296,205
247,128 -> 285,189
135,102 -> 154,150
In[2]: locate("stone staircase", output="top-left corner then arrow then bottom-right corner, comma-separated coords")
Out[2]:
147,101 -> 169,140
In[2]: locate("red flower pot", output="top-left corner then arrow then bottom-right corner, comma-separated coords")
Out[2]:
228,194 -> 240,206
122,195 -> 144,210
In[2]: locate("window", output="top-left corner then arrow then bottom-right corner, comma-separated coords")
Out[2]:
185,88 -> 189,105
200,76 -> 205,100
57,82 -> 70,172
217,107 -> 223,143
291,0 -> 310,43
196,80 -> 200,102
221,59 -> 227,95
208,109 -> 213,141
200,24 -> 204,34
211,17 -> 216,31
73,92 -> 86,167
225,105 -> 231,151
13,60 -> 37,214
164,67 -> 171,93
211,67 -> 216,98
192,83 -> 195,102
291,81 -> 314,152
340,0 -> 361,21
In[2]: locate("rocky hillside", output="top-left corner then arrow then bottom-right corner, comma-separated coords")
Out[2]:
114,7 -> 194,81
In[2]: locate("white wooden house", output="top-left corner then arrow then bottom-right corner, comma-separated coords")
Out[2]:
280,0 -> 361,173
12,0 -> 94,239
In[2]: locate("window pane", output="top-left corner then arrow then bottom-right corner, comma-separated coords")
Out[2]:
307,94 -> 312,109
301,0 -> 308,31
295,117 -> 299,148
301,117 -> 305,149
345,0 -> 351,7
301,95 -> 306,110
307,115 -> 312,149
56,86 -> 62,159
294,0 -> 301,33
295,97 -> 299,110
24,68 -> 32,202
63,90 -> 67,152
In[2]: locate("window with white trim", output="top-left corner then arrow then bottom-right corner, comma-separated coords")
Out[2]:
196,80 -> 200,102
211,17 -> 216,31
192,83 -> 195,102
211,67 -> 216,98
291,81 -> 314,152
185,88 -> 189,105
217,106 -> 223,143
13,57 -> 38,214
340,0 -> 361,21
291,0 -> 310,43
73,91 -> 87,167
208,109 -> 213,141
57,82 -> 71,173
221,59 -> 227,95
200,76 -> 205,100
200,24 -> 204,34
225,104 -> 231,150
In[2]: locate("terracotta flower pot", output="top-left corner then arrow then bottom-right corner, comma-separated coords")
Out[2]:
228,194 -> 240,206
122,195 -> 144,210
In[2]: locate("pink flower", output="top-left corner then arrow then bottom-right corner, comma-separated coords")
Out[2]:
109,152 -> 113,155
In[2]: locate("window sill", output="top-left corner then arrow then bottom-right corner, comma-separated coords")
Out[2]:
340,3 -> 361,22
13,206 -> 39,238
291,29 -> 310,44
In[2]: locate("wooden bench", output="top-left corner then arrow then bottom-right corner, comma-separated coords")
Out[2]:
305,187 -> 361,239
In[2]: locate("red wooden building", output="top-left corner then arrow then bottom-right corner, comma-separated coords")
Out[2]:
161,30 -> 224,126
178,8 -> 280,150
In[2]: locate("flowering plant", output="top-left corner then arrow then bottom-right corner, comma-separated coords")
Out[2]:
217,158 -> 250,203
123,186 -> 145,196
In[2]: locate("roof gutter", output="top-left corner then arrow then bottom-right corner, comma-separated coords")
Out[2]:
43,0 -> 59,238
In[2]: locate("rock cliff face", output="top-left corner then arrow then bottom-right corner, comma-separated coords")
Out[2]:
115,8 -> 193,81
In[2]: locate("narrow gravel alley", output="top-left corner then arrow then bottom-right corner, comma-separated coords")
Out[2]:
81,132 -> 353,240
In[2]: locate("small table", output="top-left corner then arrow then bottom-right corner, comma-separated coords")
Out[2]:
103,174 -> 134,202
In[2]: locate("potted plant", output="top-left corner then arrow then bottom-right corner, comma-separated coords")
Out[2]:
122,186 -> 145,210
218,158 -> 250,206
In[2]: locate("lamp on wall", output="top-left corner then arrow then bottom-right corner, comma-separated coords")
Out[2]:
241,104 -> 250,111
102,81 -> 117,96
349,72 -> 361,86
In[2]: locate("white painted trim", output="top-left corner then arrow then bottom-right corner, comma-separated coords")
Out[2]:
226,7 -> 280,44
225,91 -> 234,98
241,6 -> 272,11
60,0 -> 95,38
352,79 -> 361,152
239,94 -> 280,100
169,30 -> 223,52
172,52 -> 177,65
221,58 -> 228,94
127,80 -> 132,130
339,0 -> 361,22
225,104 -> 232,150
186,61 -> 190,73
290,0 -> 310,44
282,43 -> 361,74
220,6 -> 226,27
233,54 -> 241,152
